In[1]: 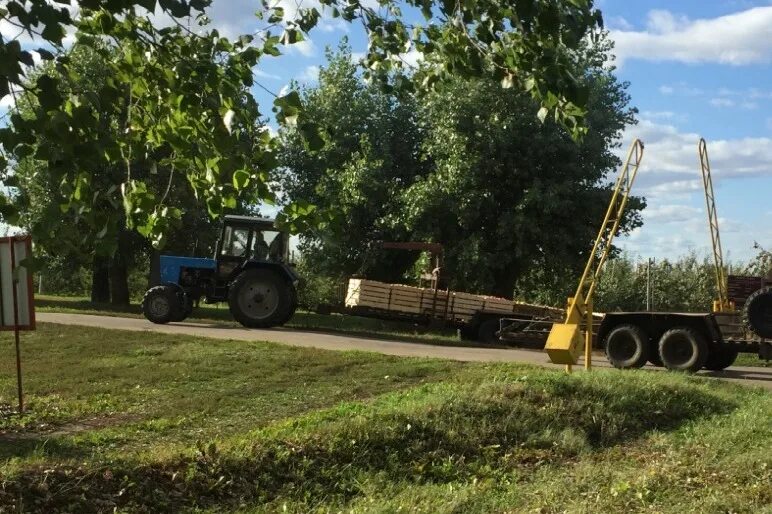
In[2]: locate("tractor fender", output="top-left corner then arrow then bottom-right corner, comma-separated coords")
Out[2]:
239,260 -> 299,285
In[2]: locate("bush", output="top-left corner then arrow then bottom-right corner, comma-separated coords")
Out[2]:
35,254 -> 91,297
295,260 -> 344,310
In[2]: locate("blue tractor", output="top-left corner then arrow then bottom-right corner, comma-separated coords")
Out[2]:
142,215 -> 298,328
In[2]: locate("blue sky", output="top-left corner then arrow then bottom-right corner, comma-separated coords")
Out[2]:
2,1 -> 771,262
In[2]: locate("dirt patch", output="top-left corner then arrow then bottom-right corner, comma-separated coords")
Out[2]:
0,414 -> 141,442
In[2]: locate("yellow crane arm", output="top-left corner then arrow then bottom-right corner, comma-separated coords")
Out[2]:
544,138 -> 645,367
698,138 -> 733,313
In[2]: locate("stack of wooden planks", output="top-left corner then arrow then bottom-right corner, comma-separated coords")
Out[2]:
728,275 -> 772,307
345,278 -> 564,323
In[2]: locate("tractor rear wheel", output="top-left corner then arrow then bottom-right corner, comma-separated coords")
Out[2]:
604,324 -> 649,369
142,285 -> 181,324
228,269 -> 293,328
703,344 -> 738,371
275,285 -> 298,326
658,327 -> 709,372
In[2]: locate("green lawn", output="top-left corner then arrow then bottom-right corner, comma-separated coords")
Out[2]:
1,323 -> 770,512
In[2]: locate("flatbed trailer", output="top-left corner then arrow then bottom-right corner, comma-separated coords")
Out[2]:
596,310 -> 770,371
498,309 -> 770,370
340,278 -> 565,343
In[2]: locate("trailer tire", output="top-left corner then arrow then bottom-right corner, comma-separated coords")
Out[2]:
658,327 -> 709,373
744,286 -> 772,339
703,344 -> 738,371
142,285 -> 181,324
604,324 -> 649,369
228,269 -> 293,328
477,318 -> 501,344
459,325 -> 478,341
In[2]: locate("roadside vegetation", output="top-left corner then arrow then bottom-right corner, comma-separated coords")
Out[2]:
1,324 -> 770,512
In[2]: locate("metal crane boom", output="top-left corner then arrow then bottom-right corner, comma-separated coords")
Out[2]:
544,138 -> 645,369
698,138 -> 733,313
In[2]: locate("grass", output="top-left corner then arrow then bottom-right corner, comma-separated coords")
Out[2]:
1,323 -> 771,512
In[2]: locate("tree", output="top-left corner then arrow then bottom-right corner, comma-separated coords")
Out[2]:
399,36 -> 642,297
280,35 -> 643,298
1,0 -> 605,255
278,44 -> 429,281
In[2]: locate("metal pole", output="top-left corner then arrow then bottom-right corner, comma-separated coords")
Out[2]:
584,299 -> 593,370
646,258 -> 652,311
10,240 -> 23,413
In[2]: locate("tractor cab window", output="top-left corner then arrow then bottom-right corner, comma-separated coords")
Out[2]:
221,226 -> 249,257
253,230 -> 285,262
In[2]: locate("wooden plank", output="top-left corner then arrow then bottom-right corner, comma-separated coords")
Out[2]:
345,278 -> 565,321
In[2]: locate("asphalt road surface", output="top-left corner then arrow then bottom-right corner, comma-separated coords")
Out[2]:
38,312 -> 772,390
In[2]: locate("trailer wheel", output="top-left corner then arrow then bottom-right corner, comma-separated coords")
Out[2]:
604,324 -> 649,369
658,327 -> 709,372
703,344 -> 738,371
142,285 -> 180,324
228,268 -> 293,328
477,318 -> 501,344
459,325 -> 478,341
744,286 -> 772,339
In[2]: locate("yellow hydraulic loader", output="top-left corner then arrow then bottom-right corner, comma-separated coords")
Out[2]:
544,139 -> 645,370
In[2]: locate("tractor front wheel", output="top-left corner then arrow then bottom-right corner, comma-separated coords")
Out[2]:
228,269 -> 294,328
142,285 -> 181,324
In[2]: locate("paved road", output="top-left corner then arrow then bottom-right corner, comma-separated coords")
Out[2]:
39,312 -> 772,390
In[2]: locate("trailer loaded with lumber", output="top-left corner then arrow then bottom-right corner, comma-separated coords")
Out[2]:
343,278 -> 564,343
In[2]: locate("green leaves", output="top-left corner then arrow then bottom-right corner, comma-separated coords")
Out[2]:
273,90 -> 302,126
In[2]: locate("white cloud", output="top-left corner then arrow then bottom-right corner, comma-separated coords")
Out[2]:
658,82 -> 703,97
610,6 -> 772,65
298,64 -> 320,82
642,204 -> 702,223
608,16 -> 634,31
616,115 -> 772,259
287,38 -> 316,57
628,117 -> 772,190
253,68 -> 281,80
645,10 -> 689,34
318,18 -> 349,33
710,98 -> 735,108
641,110 -> 688,124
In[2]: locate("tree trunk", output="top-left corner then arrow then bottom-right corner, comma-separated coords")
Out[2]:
110,229 -> 132,306
109,258 -> 130,305
91,256 -> 110,303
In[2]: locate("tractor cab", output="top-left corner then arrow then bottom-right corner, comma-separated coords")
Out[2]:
215,215 -> 290,281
